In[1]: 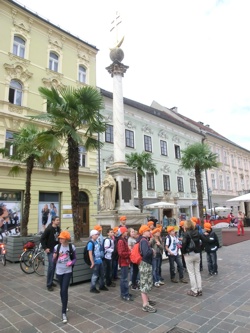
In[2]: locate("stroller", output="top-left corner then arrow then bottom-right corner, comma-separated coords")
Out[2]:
229,218 -> 238,228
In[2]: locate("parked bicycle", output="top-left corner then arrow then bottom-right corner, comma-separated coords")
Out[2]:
19,240 -> 45,275
0,233 -> 6,266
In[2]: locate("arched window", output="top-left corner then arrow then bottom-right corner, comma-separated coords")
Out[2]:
78,65 -> 86,83
9,80 -> 22,105
13,36 -> 25,58
49,52 -> 59,72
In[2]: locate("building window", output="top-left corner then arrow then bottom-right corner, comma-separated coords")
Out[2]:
163,175 -> 170,191
234,178 -> 238,191
226,176 -> 231,191
211,173 -> 217,190
125,130 -> 134,148
79,146 -> 86,167
219,175 -> 224,190
146,173 -> 155,190
216,148 -> 221,162
5,131 -> 17,156
190,179 -> 196,193
78,65 -> 86,83
105,125 -> 113,143
49,52 -> 59,72
238,157 -> 242,169
231,154 -> 235,167
13,36 -> 25,58
223,151 -> 228,165
177,177 -> 184,192
160,140 -> 167,156
174,145 -> 181,159
9,80 -> 22,105
144,135 -> 152,152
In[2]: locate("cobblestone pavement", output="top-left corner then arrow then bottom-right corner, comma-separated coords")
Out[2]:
1,235 -> 250,333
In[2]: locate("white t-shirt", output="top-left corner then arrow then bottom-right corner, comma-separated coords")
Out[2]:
54,244 -> 75,275
104,238 -> 114,260
166,235 -> 179,256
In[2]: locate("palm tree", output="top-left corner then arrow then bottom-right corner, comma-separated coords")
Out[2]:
126,152 -> 158,212
180,142 -> 220,225
34,86 -> 106,241
0,125 -> 64,236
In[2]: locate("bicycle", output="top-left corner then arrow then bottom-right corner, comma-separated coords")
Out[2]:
20,240 -> 44,275
0,233 -> 6,266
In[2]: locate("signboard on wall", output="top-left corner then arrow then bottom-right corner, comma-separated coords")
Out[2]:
0,191 -> 22,234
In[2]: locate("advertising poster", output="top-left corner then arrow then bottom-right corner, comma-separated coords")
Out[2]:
38,202 -> 59,232
0,191 -> 22,236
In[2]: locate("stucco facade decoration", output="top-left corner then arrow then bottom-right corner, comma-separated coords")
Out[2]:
0,0 -> 99,235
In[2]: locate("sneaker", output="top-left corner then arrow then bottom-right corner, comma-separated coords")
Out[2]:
121,296 -> 133,301
142,305 -> 157,313
187,290 -> 198,297
47,286 -> 54,291
66,308 -> 69,312
99,286 -> 109,291
131,285 -> 139,291
128,281 -> 132,286
171,278 -> 178,283
198,290 -> 202,296
158,280 -> 165,285
154,282 -> 160,287
52,282 -> 57,287
209,272 -> 213,276
180,278 -> 188,284
213,272 -> 218,275
62,313 -> 67,324
90,288 -> 100,293
149,300 -> 156,306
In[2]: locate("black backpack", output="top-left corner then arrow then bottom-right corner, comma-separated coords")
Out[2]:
165,235 -> 172,257
55,243 -> 74,267
83,240 -> 95,266
102,237 -> 112,255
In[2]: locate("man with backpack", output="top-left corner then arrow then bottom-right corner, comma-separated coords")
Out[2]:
87,229 -> 109,293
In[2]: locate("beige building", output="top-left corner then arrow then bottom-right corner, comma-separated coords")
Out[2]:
0,0 -> 100,235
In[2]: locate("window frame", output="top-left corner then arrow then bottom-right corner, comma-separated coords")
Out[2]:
79,146 -> 86,167
146,172 -> 155,190
9,80 -> 23,105
174,144 -> 181,159
190,178 -> 196,193
163,174 -> 170,191
125,129 -> 134,148
78,65 -> 86,83
49,52 -> 59,72
160,140 -> 168,156
5,131 -> 17,157
105,125 -> 114,143
177,176 -> 184,192
144,135 -> 152,152
13,36 -> 25,58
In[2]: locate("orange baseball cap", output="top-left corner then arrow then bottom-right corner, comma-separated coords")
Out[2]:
139,225 -> 150,235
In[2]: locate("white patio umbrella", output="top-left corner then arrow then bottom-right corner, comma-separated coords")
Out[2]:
227,193 -> 250,202
144,201 -> 178,209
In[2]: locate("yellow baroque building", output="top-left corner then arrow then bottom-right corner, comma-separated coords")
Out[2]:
0,0 -> 99,236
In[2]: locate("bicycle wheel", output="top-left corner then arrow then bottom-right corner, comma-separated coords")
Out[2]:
33,251 -> 45,276
20,249 -> 35,274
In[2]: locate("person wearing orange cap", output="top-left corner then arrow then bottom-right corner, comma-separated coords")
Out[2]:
53,230 -> 76,324
137,224 -> 156,313
150,228 -> 164,287
112,227 -> 120,281
201,222 -> 220,277
165,226 -> 188,284
178,221 -> 187,271
119,216 -> 127,227
40,215 -> 61,292
94,225 -> 104,257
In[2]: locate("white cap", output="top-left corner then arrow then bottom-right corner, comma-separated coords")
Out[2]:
90,230 -> 99,236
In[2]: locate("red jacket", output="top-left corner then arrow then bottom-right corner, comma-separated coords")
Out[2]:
117,237 -> 130,266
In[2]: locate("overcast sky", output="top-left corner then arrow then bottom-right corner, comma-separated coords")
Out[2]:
15,0 -> 250,151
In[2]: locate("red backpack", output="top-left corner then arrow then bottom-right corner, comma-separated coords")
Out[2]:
130,239 -> 143,265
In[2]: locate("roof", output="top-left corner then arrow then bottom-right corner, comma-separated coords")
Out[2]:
9,0 -> 98,51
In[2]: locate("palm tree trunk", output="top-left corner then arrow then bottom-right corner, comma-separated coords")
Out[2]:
21,156 -> 34,236
138,173 -> 143,212
195,167 -> 204,227
68,136 -> 81,242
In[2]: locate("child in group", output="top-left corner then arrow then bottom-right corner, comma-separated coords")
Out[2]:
117,226 -> 132,301
53,230 -> 76,324
138,224 -> 157,313
88,229 -> 109,293
147,221 -> 155,238
93,225 -> 104,257
112,226 -> 120,280
150,228 -> 164,287
165,226 -> 188,284
178,221 -> 187,271
128,228 -> 139,290
103,228 -> 115,287
201,223 -> 220,276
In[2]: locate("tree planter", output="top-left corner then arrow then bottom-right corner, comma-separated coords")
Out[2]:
44,245 -> 92,285
5,235 -> 41,263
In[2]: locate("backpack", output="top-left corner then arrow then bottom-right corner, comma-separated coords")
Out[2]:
187,232 -> 196,252
83,240 -> 95,266
130,239 -> 143,265
56,243 -> 75,267
165,235 -> 172,256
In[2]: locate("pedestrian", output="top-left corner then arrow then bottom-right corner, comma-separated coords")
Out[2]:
237,211 -> 245,236
201,222 -> 220,276
182,219 -> 202,297
103,228 -> 115,287
112,226 -> 120,280
165,226 -> 188,284
40,216 -> 61,291
147,220 -> 155,237
88,229 -> 109,293
191,217 -> 204,271
117,226 -> 132,301
119,215 -> 127,228
128,228 -> 139,290
53,230 -> 76,324
138,224 -> 157,313
150,228 -> 164,287
178,221 -> 187,271
93,225 -> 104,256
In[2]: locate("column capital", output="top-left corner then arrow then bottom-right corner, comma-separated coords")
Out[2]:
106,61 -> 129,77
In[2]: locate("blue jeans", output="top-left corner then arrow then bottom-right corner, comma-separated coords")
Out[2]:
91,263 -> 104,290
47,252 -> 56,288
169,254 -> 184,280
206,251 -> 218,274
112,259 -> 118,279
152,256 -> 161,283
120,266 -> 129,297
56,272 -> 72,314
